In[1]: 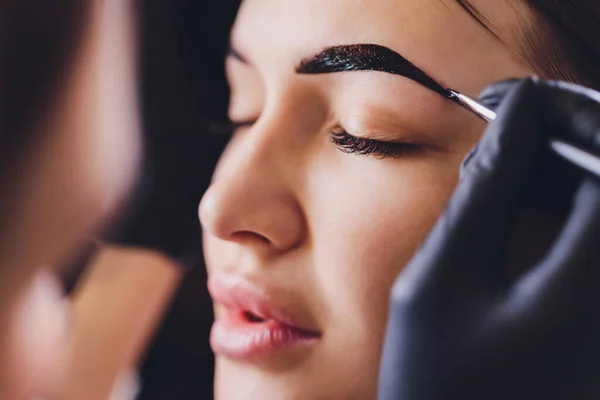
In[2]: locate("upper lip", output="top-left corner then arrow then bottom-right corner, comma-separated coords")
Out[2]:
208,274 -> 321,335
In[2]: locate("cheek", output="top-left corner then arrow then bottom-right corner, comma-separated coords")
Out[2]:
203,234 -> 232,275
308,154 -> 460,338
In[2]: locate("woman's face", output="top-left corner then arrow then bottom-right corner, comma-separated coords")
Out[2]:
201,0 -> 534,398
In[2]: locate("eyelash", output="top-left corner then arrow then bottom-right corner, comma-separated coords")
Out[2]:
209,121 -> 421,159
329,128 -> 422,159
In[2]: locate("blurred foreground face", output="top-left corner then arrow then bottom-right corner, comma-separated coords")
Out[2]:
5,0 -> 141,279
0,1 -> 140,398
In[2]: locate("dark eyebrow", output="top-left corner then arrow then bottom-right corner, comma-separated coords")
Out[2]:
296,44 -> 452,99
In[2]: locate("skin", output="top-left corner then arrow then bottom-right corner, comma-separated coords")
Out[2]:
200,0 -> 537,399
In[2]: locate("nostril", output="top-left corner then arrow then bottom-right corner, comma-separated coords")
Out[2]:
243,311 -> 266,323
199,188 -> 274,246
230,231 -> 271,246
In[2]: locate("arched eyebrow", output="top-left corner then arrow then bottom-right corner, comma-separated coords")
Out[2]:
226,43 -> 493,121
295,44 -> 452,99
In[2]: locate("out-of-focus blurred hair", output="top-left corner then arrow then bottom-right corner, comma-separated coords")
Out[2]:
0,1 -> 89,166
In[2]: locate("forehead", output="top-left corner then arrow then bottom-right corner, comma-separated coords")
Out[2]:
231,0 -> 532,94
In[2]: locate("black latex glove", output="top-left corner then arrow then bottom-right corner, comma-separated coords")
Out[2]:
103,127 -> 227,269
378,78 -> 600,400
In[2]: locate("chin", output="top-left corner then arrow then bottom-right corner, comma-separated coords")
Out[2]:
214,357 -> 377,400
214,367 -> 309,400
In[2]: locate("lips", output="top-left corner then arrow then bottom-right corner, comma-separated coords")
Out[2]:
208,275 -> 322,362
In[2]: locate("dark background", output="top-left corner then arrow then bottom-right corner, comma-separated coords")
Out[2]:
138,1 -> 240,398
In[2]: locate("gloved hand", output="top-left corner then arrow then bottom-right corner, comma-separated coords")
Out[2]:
103,126 -> 228,269
378,78 -> 600,400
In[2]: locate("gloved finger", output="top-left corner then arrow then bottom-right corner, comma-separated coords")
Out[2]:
396,78 -> 547,298
475,178 -> 600,392
513,178 -> 600,318
478,78 -> 525,109
543,80 -> 600,151
462,179 -> 600,383
462,79 -> 600,182
460,78 -> 524,179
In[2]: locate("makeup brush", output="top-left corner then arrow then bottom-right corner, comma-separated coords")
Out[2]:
448,89 -> 600,179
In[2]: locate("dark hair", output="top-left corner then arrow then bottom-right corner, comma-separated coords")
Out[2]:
0,0 -> 88,174
456,0 -> 600,90
0,0 -> 89,238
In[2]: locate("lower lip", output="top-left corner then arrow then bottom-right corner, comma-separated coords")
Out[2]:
210,311 -> 321,361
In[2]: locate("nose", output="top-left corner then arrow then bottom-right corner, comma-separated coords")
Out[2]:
199,124 -> 306,254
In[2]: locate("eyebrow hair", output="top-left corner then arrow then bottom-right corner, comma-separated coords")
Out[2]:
296,44 -> 452,99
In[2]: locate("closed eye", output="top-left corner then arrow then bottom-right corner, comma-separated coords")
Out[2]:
330,129 -> 424,159
209,121 -> 423,159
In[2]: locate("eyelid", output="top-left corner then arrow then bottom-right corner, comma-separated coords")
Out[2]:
335,111 -> 448,153
340,114 -> 422,144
